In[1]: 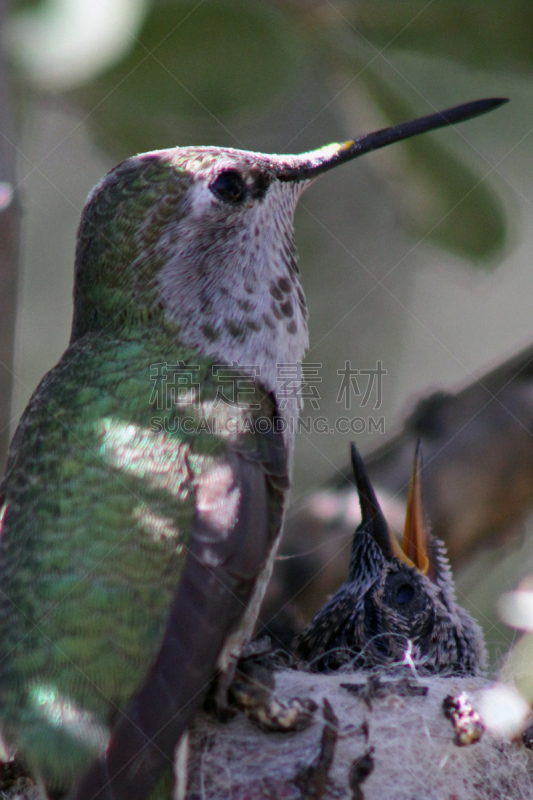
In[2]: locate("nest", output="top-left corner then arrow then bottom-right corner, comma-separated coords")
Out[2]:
186,669 -> 533,800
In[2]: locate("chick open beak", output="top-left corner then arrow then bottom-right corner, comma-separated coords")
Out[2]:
351,440 -> 430,577
388,442 -> 431,576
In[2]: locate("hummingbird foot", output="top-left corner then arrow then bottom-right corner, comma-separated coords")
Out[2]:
229,656 -> 317,732
203,654 -> 241,723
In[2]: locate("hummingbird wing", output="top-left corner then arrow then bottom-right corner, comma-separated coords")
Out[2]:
71,444 -> 280,800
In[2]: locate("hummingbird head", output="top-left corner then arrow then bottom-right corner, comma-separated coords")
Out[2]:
71,145 -> 311,386
296,442 -> 487,675
71,98 -> 507,401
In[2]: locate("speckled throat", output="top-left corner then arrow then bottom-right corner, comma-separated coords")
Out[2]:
158,176 -> 309,424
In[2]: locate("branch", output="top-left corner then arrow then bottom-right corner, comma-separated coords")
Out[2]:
0,0 -> 21,475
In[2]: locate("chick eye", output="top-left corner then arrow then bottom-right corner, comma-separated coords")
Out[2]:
395,583 -> 415,606
210,170 -> 247,204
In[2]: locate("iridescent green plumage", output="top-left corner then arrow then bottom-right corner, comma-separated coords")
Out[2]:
0,326 -> 284,791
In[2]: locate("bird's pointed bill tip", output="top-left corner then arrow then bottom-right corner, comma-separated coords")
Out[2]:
398,444 -> 430,576
350,442 -> 398,560
350,442 -> 377,496
485,96 -> 509,109
350,440 -> 362,469
350,443 -> 380,513
279,96 -> 509,183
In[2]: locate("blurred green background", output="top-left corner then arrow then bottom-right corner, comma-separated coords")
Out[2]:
4,0 -> 533,665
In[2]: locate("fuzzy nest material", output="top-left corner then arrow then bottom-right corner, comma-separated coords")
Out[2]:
186,669 -> 533,800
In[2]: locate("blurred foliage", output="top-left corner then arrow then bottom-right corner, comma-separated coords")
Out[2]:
322,48 -> 507,264
351,0 -> 533,72
10,0 -> 533,261
71,1 -> 305,154
360,82 -> 507,264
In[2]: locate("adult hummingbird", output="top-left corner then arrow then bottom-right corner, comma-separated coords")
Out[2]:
295,442 -> 487,674
0,99 -> 502,799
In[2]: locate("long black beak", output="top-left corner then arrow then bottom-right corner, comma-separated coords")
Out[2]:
278,97 -> 508,182
350,441 -> 393,557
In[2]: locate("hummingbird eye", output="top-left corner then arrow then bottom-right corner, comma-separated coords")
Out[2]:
210,170 -> 247,204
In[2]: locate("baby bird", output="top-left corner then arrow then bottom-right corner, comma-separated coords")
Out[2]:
295,443 -> 486,674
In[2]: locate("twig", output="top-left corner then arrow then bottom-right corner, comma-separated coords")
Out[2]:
0,0 -> 21,475
294,698 -> 338,799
